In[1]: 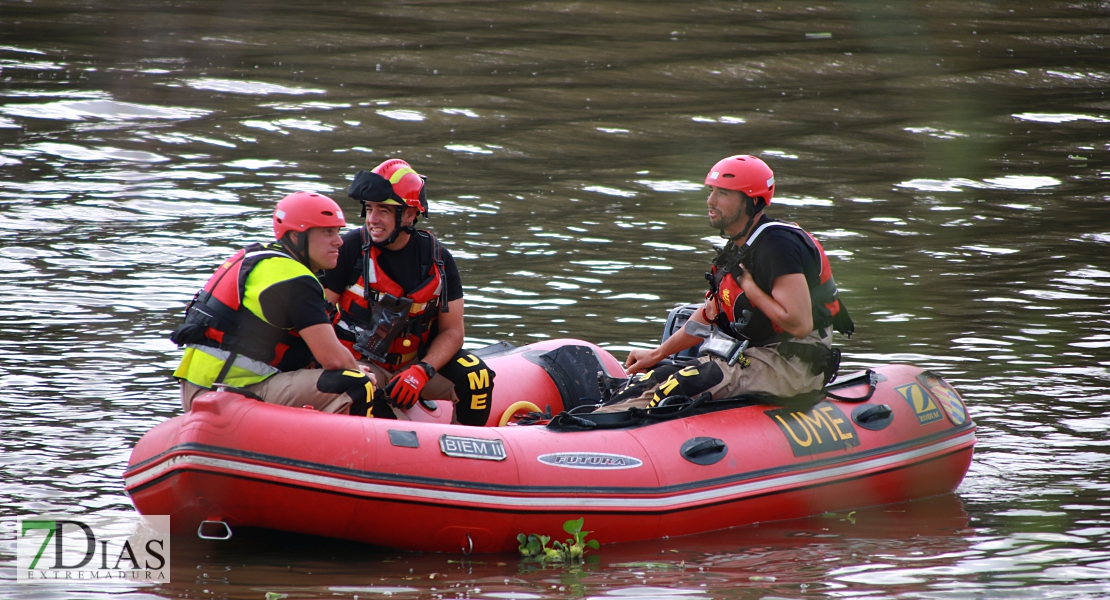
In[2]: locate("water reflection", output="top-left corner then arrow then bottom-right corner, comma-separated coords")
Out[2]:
2,0 -> 1110,597
0,99 -> 209,121
184,78 -> 325,96
35,495 -> 1100,599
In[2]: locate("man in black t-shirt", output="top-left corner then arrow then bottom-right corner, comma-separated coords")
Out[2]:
599,155 -> 852,411
322,160 -> 493,426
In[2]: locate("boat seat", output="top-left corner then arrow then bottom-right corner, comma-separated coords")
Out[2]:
524,344 -> 626,410
662,303 -> 703,359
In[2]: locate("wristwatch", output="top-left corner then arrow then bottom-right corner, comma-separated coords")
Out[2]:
416,361 -> 436,379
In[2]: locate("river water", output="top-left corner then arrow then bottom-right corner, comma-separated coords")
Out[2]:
1,0 -> 1108,598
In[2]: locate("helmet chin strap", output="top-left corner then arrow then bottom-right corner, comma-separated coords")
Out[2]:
720,197 -> 765,245
281,231 -> 313,269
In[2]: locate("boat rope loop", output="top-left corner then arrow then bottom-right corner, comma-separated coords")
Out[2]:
823,369 -> 879,403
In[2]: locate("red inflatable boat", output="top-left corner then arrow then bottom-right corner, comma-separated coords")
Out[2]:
125,339 -> 975,553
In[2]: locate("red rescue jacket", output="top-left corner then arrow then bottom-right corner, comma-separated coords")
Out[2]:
170,243 -> 305,368
710,220 -> 853,345
334,229 -> 445,371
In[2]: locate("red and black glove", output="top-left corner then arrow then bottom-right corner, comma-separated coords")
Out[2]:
385,362 -> 434,409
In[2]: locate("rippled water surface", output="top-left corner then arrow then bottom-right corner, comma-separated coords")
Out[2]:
2,0 -> 1109,598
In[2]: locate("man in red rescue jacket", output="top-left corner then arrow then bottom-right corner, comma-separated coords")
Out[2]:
322,160 -> 493,426
598,155 -> 853,411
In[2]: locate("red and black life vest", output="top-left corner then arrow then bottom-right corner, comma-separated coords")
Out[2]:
334,229 -> 446,371
710,220 -> 854,345
170,243 -> 304,369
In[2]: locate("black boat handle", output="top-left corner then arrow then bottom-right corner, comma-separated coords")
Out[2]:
684,438 -> 725,458
680,436 -> 728,465
855,404 -> 892,423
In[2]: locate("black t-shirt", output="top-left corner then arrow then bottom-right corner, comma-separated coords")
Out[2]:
729,217 -> 820,345
257,275 -> 333,331
323,227 -> 464,302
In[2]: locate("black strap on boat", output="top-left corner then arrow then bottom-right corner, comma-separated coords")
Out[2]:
545,392 -> 766,432
636,392 -> 713,421
212,351 -> 237,386
544,371 -> 885,433
546,405 -> 622,430
515,405 -> 553,426
211,383 -> 266,402
824,368 -> 878,403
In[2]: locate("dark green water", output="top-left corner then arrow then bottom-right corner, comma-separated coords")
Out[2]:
1,0 -> 1108,598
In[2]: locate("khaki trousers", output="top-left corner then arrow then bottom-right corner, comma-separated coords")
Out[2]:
179,369 -> 368,415
179,354 -> 491,425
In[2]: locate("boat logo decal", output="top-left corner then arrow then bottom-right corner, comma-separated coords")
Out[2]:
766,402 -> 860,457
894,383 -> 944,425
439,435 -> 506,461
537,452 -> 643,470
917,373 -> 968,426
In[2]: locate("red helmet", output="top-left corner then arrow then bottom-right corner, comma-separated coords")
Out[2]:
372,159 -> 428,216
704,155 -> 775,204
272,191 -> 346,240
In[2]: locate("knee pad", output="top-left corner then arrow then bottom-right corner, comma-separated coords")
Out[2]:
648,361 -> 724,408
438,351 -> 495,426
611,363 -> 683,402
317,369 -> 392,419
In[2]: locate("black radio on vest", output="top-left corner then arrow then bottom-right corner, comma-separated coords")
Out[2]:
351,293 -> 414,363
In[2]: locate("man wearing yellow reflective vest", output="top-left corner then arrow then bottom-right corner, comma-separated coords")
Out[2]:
322,160 -> 493,426
170,192 -> 384,417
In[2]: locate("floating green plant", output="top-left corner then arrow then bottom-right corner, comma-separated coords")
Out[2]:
820,510 -> 857,524
517,518 -> 599,564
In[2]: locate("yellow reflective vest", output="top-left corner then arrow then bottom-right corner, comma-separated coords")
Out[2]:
172,244 -> 324,389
